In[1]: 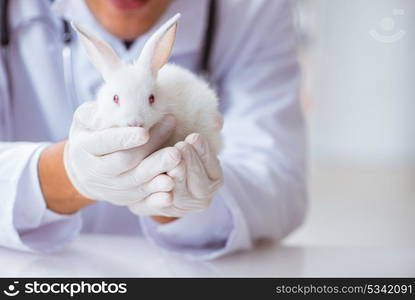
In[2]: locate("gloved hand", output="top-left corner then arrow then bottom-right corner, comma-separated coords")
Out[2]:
128,133 -> 224,217
64,102 -> 181,207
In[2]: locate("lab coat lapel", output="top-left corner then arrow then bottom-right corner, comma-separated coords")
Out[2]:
8,0 -> 75,141
8,0 -> 55,30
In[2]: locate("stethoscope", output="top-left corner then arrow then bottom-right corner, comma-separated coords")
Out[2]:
0,0 -> 216,110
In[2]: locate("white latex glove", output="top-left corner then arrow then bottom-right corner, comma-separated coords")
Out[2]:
64,102 -> 181,207
128,133 -> 224,217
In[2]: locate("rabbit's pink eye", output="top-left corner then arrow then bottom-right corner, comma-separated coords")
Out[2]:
113,95 -> 119,104
149,94 -> 155,105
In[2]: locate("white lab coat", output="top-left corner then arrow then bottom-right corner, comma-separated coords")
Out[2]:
0,0 -> 306,259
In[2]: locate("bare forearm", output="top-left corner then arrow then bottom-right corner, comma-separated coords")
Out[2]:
151,216 -> 177,224
38,141 -> 94,214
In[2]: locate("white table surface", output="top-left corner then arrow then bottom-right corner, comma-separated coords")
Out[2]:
1,163 -> 414,277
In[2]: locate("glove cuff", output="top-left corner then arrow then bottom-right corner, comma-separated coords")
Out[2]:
63,142 -> 96,201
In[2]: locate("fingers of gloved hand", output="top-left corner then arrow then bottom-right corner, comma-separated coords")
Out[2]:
133,114 -> 177,162
68,102 -> 97,140
175,141 -> 213,199
72,101 -> 120,131
89,174 -> 173,205
83,181 -> 145,205
167,160 -> 187,193
128,192 -> 172,216
78,126 -> 150,156
142,174 -> 174,194
185,133 -> 223,181
95,148 -> 142,175
95,115 -> 177,172
130,146 -> 181,184
72,101 -> 96,127
166,159 -> 210,212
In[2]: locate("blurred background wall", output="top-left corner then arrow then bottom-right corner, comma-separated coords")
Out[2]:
296,0 -> 415,165
287,0 -> 415,248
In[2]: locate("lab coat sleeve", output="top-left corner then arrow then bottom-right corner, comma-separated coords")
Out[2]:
139,0 -> 307,260
0,142 -> 82,252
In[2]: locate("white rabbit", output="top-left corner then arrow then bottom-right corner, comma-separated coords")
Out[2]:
72,14 -> 223,154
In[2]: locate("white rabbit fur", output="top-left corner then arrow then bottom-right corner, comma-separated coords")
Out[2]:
73,14 -> 222,154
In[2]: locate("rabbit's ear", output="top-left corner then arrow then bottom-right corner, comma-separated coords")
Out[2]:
71,22 -> 123,81
137,13 -> 180,77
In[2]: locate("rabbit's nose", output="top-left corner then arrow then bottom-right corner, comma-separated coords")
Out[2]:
128,121 -> 144,127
